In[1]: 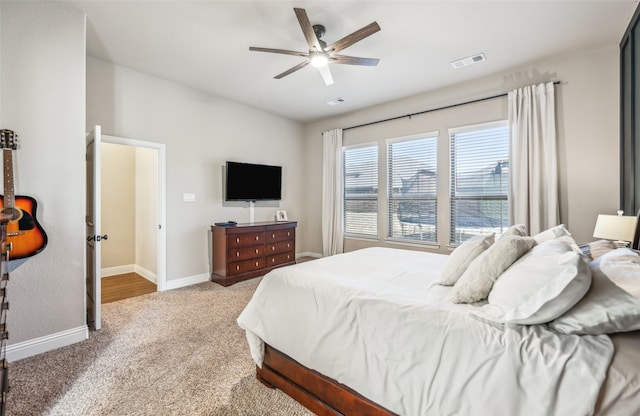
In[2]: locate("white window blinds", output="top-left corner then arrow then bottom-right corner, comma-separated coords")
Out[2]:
387,136 -> 438,243
450,122 -> 509,244
343,145 -> 378,238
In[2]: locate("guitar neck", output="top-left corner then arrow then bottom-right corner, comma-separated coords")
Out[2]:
3,150 -> 14,209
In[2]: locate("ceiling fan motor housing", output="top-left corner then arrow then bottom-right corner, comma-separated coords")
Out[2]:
313,25 -> 327,50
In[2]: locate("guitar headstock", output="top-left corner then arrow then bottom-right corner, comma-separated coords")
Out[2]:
0,130 -> 18,150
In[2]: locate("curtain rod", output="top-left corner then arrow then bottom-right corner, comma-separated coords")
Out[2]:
343,81 -> 561,131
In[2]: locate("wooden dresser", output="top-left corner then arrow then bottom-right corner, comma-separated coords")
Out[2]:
211,221 -> 297,286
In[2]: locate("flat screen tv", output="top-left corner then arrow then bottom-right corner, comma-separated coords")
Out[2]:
225,161 -> 282,201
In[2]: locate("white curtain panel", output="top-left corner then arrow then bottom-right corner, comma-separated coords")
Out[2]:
322,128 -> 344,256
508,82 -> 559,234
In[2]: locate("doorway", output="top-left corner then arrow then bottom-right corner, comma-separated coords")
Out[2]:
100,141 -> 160,303
85,126 -> 167,330
87,133 -> 166,316
101,135 -> 166,294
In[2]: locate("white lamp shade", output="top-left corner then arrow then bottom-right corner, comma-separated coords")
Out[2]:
593,214 -> 637,242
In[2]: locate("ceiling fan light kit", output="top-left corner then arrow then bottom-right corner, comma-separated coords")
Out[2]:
249,8 -> 381,85
310,53 -> 328,67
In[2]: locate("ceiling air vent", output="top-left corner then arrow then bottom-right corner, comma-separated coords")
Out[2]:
451,53 -> 486,69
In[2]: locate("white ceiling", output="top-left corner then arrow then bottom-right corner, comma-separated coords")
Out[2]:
68,0 -> 638,123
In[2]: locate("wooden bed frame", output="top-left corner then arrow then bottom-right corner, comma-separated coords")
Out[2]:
257,344 -> 395,416
256,214 -> 640,415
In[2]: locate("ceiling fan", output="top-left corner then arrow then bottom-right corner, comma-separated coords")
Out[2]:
249,8 -> 381,86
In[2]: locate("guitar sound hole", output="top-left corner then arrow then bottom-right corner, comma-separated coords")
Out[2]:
1,208 -> 21,222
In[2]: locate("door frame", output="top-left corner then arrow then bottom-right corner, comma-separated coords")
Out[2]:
101,134 -> 167,291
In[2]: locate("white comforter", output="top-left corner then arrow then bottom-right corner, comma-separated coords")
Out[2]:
237,247 -> 613,416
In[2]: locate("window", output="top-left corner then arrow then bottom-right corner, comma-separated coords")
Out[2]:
343,145 -> 378,238
387,135 -> 438,243
450,122 -> 509,245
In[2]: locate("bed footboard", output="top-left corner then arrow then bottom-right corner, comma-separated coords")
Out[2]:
257,344 -> 395,416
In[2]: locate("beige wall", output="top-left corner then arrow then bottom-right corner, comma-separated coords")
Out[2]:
101,143 -> 158,276
135,146 -> 158,274
86,56 -> 307,282
101,142 -> 136,268
303,46 -> 620,255
1,1 -> 86,344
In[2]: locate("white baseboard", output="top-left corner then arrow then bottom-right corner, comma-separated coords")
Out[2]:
134,265 -> 157,284
102,264 -> 157,284
101,264 -> 134,277
6,325 -> 88,362
164,273 -> 210,291
297,251 -> 323,259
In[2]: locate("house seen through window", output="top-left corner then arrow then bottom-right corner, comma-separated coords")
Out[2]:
387,135 -> 438,243
343,145 -> 378,238
449,122 -> 510,244
342,121 -> 509,246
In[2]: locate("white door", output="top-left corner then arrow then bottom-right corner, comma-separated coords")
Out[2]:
86,126 -> 102,330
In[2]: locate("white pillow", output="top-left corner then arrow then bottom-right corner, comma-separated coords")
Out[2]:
500,224 -> 527,239
549,248 -> 640,335
438,234 -> 495,286
476,236 -> 591,325
450,235 -> 535,304
533,224 -> 571,244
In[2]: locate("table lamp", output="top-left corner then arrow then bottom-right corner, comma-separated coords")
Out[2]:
593,211 -> 638,248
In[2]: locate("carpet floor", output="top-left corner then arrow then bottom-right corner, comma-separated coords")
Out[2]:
6,278 -> 313,415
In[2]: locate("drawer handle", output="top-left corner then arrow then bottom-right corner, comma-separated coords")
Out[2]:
255,261 -> 259,267
255,248 -> 259,254
236,237 -> 240,244
236,252 -> 240,257
272,233 -> 275,239
236,265 -> 240,271
272,258 -> 275,263
255,236 -> 259,241
272,246 -> 275,251
287,254 -> 291,259
287,232 -> 290,236
287,243 -> 290,248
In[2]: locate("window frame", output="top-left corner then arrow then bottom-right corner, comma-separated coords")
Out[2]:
448,120 -> 510,246
342,143 -> 379,239
385,132 -> 439,245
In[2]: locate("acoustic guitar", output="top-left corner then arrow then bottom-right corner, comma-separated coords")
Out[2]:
0,130 -> 47,260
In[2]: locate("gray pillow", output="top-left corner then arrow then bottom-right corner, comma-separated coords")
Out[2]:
438,234 -> 494,286
499,224 -> 527,239
450,235 -> 536,304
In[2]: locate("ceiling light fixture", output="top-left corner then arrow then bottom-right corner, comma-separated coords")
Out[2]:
310,53 -> 329,67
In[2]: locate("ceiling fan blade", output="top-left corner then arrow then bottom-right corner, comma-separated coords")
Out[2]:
249,47 -> 309,58
294,8 -> 323,52
274,61 -> 310,79
332,55 -> 380,66
325,22 -> 381,53
318,64 -> 334,86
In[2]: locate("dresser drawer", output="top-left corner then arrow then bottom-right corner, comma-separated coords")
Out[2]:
229,245 -> 263,261
266,241 -> 294,255
267,229 -> 294,243
228,232 -> 264,248
266,252 -> 295,267
211,221 -> 297,286
228,257 -> 265,276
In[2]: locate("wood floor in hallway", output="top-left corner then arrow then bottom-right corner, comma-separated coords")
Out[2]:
102,272 -> 156,304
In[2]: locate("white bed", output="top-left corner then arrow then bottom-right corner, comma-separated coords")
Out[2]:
238,243 -> 640,415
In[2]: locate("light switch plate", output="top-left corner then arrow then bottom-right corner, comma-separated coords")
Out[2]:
183,193 -> 196,202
